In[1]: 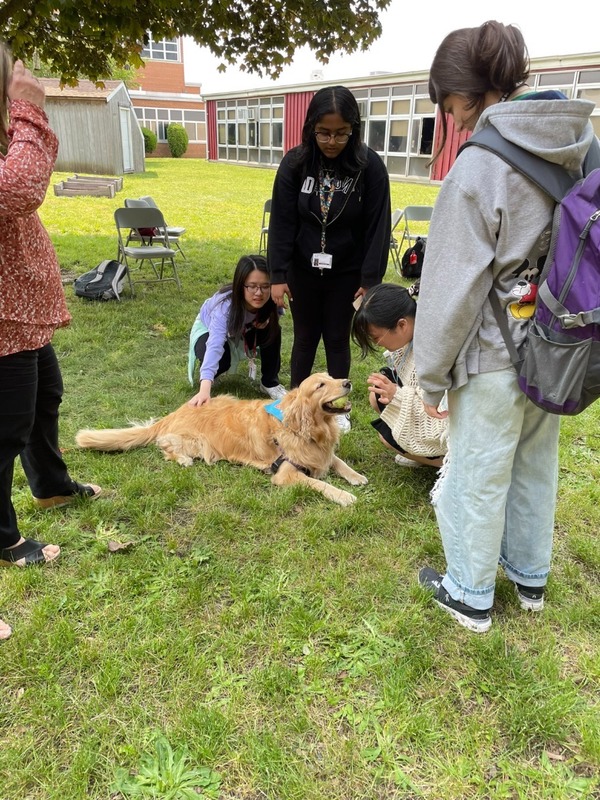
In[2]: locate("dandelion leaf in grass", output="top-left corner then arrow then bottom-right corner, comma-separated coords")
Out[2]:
112,735 -> 221,798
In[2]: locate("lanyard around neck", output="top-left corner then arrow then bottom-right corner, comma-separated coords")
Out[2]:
317,166 -> 360,253
318,165 -> 335,252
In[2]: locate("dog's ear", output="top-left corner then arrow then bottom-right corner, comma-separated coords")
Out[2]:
279,389 -> 300,430
282,392 -> 314,439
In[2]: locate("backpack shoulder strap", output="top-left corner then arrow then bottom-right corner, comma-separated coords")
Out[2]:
459,126 -> 577,202
459,127 -> 576,363
460,127 -> 600,366
487,288 -> 522,367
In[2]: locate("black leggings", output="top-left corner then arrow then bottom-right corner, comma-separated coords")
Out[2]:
0,344 -> 77,547
287,268 -> 360,387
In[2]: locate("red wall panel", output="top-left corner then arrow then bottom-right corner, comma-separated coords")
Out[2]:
206,100 -> 217,160
431,109 -> 471,181
284,91 -> 315,153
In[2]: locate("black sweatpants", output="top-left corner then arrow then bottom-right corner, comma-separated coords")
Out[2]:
0,344 -> 78,547
287,268 -> 361,387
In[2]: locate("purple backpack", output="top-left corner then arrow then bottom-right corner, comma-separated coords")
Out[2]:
461,128 -> 600,415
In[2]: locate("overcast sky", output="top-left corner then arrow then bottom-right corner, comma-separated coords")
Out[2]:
183,0 -> 600,95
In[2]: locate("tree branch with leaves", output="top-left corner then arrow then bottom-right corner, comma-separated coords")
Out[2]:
0,0 -> 390,85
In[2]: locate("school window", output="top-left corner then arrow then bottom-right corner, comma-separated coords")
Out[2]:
410,117 -> 435,156
272,122 -> 283,148
576,69 -> 600,112
141,34 -> 180,62
388,119 -> 409,153
248,122 -> 257,147
368,120 -> 387,152
531,70 -> 576,98
134,107 -> 206,142
406,90 -> 435,178
366,93 -> 388,152
215,96 -> 284,164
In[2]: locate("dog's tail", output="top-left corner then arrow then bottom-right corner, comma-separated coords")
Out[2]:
76,419 -> 162,452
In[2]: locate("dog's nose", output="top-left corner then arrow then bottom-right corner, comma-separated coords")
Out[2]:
342,380 -> 352,390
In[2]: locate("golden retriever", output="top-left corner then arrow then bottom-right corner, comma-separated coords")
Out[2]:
76,373 -> 368,506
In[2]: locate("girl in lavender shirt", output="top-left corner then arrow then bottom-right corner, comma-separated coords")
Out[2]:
187,255 -> 286,406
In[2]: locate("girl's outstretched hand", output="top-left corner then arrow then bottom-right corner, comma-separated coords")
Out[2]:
188,380 -> 212,407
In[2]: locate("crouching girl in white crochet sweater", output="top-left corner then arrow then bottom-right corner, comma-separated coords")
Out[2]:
352,283 -> 447,467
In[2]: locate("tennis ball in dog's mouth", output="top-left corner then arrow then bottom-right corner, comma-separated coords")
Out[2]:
330,396 -> 349,408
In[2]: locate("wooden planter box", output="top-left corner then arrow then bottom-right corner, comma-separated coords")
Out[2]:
54,174 -> 123,198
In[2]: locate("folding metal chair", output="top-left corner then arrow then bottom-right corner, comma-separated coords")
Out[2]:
398,205 -> 434,252
389,208 -> 404,273
258,199 -> 271,254
114,207 -> 181,294
124,198 -> 186,259
139,195 -> 187,259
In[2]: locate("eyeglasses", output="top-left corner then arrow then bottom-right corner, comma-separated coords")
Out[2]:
371,328 -> 391,346
244,284 -> 271,294
315,131 -> 352,144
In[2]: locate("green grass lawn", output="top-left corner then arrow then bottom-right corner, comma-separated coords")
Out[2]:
1,159 -> 599,800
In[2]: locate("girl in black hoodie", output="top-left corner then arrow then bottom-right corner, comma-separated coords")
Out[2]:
267,86 -> 391,427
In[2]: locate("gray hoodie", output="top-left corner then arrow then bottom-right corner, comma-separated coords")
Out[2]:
414,97 -> 596,407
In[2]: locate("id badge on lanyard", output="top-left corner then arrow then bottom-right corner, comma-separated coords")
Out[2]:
312,252 -> 333,269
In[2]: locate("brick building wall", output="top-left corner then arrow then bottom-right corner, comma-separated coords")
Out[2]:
129,36 -> 207,159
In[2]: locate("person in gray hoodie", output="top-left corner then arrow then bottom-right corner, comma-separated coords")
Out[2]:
413,21 -> 597,633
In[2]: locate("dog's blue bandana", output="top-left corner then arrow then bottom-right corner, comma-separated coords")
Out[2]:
264,399 -> 284,421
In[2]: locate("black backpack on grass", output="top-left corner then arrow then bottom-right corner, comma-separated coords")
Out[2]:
73,260 -> 128,301
401,237 -> 426,279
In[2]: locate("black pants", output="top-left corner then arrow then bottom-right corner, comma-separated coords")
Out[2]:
0,344 -> 77,547
194,324 -> 282,387
287,268 -> 361,387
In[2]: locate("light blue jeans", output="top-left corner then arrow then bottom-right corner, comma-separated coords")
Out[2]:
433,368 -> 560,610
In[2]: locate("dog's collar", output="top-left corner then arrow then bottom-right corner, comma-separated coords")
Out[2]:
264,399 -> 284,421
270,454 -> 311,477
265,402 -> 311,476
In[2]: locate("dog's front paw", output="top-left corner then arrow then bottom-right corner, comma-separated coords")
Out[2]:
346,472 -> 368,486
335,489 -> 357,507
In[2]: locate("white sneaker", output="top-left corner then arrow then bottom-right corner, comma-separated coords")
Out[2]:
514,582 -> 545,611
394,453 -> 422,468
336,413 -> 351,433
260,383 -> 287,401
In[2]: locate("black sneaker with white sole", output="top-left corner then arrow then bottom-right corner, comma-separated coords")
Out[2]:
514,582 -> 545,611
419,567 -> 492,634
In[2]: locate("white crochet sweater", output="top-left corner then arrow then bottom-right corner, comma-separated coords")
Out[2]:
380,345 -> 448,457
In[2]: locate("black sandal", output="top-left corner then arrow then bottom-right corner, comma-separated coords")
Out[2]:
0,538 -> 60,566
